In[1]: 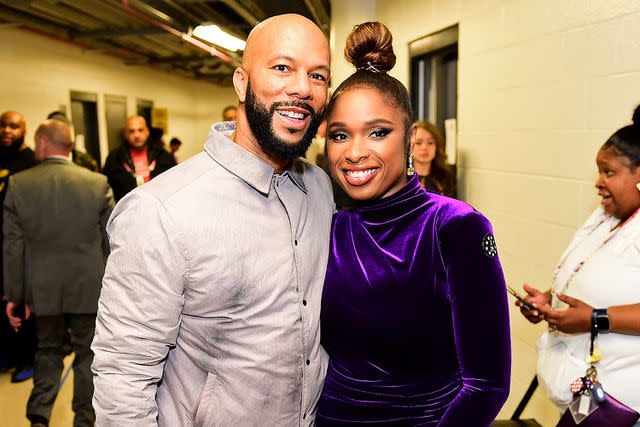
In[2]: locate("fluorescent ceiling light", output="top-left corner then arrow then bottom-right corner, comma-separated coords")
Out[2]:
193,24 -> 246,52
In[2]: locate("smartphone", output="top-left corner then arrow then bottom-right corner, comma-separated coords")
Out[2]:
506,285 -> 534,311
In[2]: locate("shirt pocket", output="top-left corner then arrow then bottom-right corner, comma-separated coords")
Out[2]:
193,371 -> 219,426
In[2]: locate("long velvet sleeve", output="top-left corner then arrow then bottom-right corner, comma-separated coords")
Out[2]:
437,210 -> 511,426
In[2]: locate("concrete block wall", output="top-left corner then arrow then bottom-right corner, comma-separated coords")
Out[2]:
0,27 -> 237,163
330,0 -> 640,424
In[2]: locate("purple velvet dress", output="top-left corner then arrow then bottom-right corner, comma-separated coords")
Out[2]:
316,175 -> 511,426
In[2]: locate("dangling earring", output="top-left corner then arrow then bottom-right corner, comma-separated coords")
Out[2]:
407,153 -> 415,176
636,183 -> 640,192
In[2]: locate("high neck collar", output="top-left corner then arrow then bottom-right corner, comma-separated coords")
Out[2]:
354,173 -> 427,223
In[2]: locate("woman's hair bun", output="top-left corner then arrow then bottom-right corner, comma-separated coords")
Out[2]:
344,22 -> 396,73
633,104 -> 640,127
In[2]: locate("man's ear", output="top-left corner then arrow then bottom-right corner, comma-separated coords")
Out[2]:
233,67 -> 248,103
35,137 -> 46,153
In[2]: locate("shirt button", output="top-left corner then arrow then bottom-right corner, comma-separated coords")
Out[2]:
306,359 -> 310,365
303,413 -> 307,419
302,299 -> 307,306
294,239 -> 298,246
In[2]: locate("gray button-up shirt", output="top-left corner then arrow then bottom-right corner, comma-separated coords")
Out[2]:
92,122 -> 334,426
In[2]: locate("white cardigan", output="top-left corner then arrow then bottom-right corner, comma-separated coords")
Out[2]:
537,207 -> 640,412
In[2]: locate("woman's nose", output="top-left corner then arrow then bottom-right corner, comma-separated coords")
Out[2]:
345,139 -> 368,163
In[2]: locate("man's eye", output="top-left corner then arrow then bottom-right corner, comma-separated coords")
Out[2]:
329,132 -> 348,142
273,64 -> 289,72
370,128 -> 391,139
310,73 -> 327,82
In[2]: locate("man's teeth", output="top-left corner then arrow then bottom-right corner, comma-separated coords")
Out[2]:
277,110 -> 305,120
346,169 -> 377,180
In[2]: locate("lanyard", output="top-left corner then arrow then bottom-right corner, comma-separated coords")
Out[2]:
554,207 -> 640,299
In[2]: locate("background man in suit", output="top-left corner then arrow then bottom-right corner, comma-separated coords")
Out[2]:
0,111 -> 38,383
4,120 -> 114,427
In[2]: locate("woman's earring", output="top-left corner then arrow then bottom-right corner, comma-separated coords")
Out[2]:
407,153 -> 415,176
636,183 -> 640,192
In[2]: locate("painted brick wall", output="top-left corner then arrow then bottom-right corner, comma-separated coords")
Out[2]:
0,27 -> 237,163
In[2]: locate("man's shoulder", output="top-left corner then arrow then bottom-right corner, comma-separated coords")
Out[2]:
152,144 -> 173,159
69,161 -> 109,184
105,145 -> 126,162
137,151 -> 216,202
11,160 -> 43,181
15,160 -> 105,183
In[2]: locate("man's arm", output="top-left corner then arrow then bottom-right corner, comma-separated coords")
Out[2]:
99,179 -> 115,257
3,177 -> 24,303
91,190 -> 187,426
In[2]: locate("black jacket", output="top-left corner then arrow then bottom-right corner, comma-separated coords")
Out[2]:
103,140 -> 176,202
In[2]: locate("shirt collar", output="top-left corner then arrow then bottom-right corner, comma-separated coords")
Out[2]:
204,122 -> 307,196
46,154 -> 72,162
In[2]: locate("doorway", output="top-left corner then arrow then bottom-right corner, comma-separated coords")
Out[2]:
70,91 -> 101,165
105,95 -> 127,153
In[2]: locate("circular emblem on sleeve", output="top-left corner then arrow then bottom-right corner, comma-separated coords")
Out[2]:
482,234 -> 498,258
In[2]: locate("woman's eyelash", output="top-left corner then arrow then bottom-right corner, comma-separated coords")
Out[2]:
329,132 -> 347,141
370,128 -> 391,138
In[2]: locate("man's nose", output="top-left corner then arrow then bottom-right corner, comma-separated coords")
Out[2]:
287,72 -> 312,100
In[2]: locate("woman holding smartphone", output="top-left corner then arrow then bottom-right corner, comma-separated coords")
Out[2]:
518,105 -> 640,420
315,22 -> 511,425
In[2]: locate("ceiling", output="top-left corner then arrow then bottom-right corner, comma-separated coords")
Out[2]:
0,0 -> 331,86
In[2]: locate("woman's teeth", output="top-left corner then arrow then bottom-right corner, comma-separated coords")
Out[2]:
346,169 -> 377,180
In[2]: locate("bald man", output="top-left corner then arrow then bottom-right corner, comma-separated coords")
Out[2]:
102,115 -> 176,201
92,14 -> 333,425
0,111 -> 38,384
4,120 -> 114,426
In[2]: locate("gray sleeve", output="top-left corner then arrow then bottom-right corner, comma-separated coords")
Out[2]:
91,189 -> 187,426
100,179 -> 115,258
2,176 -> 24,302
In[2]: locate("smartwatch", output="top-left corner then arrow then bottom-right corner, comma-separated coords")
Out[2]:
593,308 -> 611,333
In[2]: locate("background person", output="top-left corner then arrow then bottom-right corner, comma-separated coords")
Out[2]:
222,105 -> 237,121
46,111 -> 99,172
4,119 -> 114,427
316,22 -> 510,425
102,115 -> 176,202
412,120 -> 455,197
0,110 -> 37,383
518,105 -> 640,418
169,137 -> 182,163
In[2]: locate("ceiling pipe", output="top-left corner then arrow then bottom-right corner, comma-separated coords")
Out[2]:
304,0 -> 330,36
0,7 -> 142,62
120,0 -> 238,66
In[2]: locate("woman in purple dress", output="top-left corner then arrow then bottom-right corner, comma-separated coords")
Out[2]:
316,22 -> 511,425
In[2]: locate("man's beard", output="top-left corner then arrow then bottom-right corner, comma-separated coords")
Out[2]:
244,80 -> 322,161
0,134 -> 24,157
